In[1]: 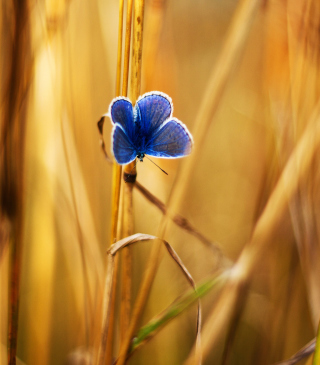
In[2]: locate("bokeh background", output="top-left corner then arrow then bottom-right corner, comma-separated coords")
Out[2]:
1,0 -> 319,364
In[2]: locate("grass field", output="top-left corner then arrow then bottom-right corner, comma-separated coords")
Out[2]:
1,0 -> 320,364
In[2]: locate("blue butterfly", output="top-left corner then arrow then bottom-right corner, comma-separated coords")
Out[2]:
107,91 -> 193,165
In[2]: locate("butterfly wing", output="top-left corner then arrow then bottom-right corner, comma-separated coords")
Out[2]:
108,96 -> 137,164
109,97 -> 135,139
145,118 -> 193,158
112,125 -> 137,164
135,92 -> 173,136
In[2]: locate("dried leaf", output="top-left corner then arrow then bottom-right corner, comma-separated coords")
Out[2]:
97,116 -> 112,163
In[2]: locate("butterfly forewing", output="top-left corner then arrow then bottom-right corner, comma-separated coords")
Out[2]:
136,92 -> 173,136
145,118 -> 193,158
110,98 -> 134,139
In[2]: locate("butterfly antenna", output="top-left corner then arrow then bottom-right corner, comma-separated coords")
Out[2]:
145,156 -> 168,175
124,160 -> 138,183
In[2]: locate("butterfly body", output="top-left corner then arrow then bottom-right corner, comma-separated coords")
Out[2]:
108,91 -> 193,165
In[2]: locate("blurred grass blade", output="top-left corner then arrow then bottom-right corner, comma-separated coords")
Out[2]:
118,0 -> 134,338
129,273 -> 226,357
1,0 -> 31,362
97,255 -> 116,365
184,98 -> 320,363
313,322 -> 320,365
272,338 -> 316,365
163,241 -> 202,364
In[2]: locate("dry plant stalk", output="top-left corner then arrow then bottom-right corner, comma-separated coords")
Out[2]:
104,0 -> 134,358
119,0 -> 134,348
116,0 -> 261,363
1,0 -> 31,363
116,1 -> 146,363
107,234 -> 202,364
284,0 -> 320,329
98,0 -> 125,362
272,338 -> 316,365
98,0 -> 138,362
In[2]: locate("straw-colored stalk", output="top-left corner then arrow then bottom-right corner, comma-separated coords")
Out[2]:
116,0 -> 260,363
98,0 -> 124,362
116,0 -> 145,363
285,0 -> 320,329
119,0 -> 134,345
2,0 -> 31,363
98,0 -> 136,362
103,0 -> 125,358
108,233 -> 206,364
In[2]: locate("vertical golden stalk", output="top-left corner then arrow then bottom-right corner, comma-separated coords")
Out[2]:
111,0 -> 124,249
98,0 -> 135,362
119,0 -> 134,345
97,1 -> 124,364
116,0 -> 145,363
2,0 -> 31,364
117,0 -> 260,363
122,0 -> 134,98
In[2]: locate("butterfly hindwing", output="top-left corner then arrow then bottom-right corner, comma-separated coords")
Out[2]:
135,92 -> 172,136
145,118 -> 193,158
112,125 -> 136,164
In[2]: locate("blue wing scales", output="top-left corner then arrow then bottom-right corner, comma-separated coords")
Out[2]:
112,125 -> 137,164
135,92 -> 172,135
109,98 -> 134,139
145,118 -> 193,158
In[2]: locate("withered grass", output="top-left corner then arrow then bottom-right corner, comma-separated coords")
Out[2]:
2,0 -> 320,364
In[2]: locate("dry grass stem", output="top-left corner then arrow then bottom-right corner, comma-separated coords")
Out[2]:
107,233 -> 202,364
122,0 -> 133,97
116,1 -> 145,363
118,0 -> 134,349
96,255 -> 116,365
117,232 -> 162,365
119,186 -> 134,342
97,116 -> 112,163
115,0 -> 124,97
118,0 -> 261,363
163,242 -> 202,365
313,321 -> 320,365
100,0 -> 125,361
272,338 -> 316,365
283,1 -> 320,329
1,0 -> 31,362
